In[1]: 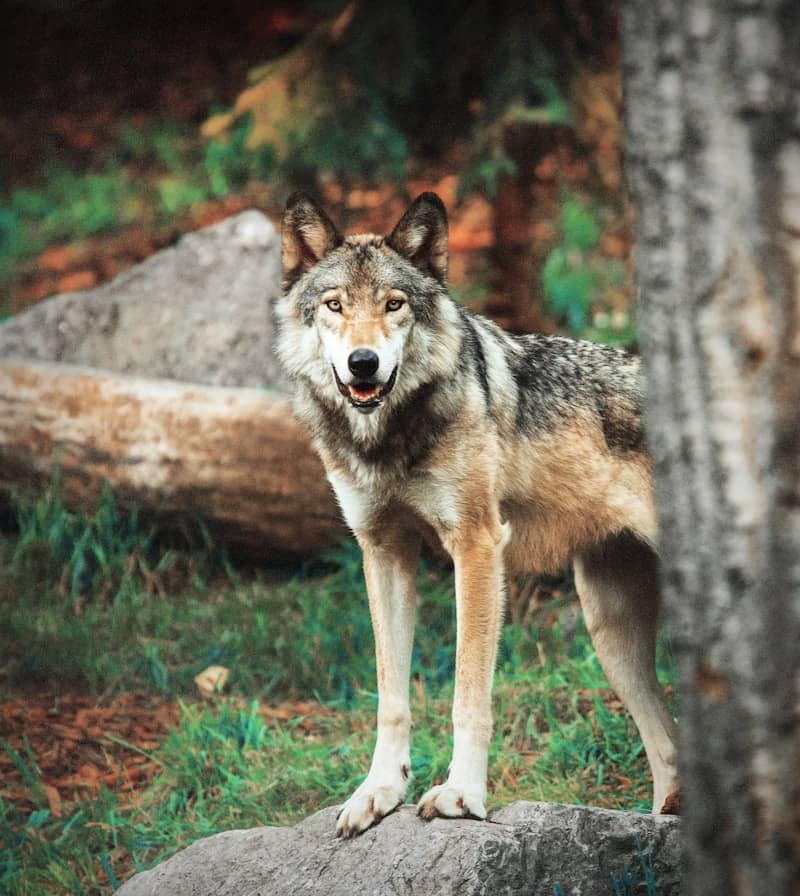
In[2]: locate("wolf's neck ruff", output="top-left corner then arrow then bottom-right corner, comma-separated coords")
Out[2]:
298,370 -> 457,478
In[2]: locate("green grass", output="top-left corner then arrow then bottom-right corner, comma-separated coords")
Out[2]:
0,485 -> 676,895
1,481 -> 461,699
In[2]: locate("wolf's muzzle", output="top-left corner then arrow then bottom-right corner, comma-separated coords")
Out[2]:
332,364 -> 398,414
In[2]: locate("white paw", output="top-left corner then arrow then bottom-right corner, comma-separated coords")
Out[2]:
336,781 -> 405,838
417,783 -> 487,821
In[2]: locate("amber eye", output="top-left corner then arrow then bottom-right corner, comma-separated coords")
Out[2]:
385,298 -> 405,312
325,299 -> 342,312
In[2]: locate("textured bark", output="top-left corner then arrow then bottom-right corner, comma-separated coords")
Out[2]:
0,361 -> 343,557
623,2 -> 800,893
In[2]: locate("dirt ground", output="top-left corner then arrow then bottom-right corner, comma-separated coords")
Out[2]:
0,692 -> 335,815
0,692 -> 179,815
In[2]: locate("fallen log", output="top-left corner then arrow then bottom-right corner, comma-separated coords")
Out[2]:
0,360 -> 345,557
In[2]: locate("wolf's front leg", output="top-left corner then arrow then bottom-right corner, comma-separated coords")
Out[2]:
336,530 -> 421,838
418,521 -> 508,821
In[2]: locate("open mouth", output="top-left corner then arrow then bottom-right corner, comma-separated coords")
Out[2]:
332,365 -> 398,411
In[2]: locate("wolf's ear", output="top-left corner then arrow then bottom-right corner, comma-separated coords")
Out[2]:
282,192 -> 342,286
388,192 -> 448,284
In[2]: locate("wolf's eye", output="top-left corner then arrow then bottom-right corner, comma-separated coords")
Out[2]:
385,298 -> 405,312
325,299 -> 342,312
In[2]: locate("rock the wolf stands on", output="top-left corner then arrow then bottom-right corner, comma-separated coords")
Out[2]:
116,801 -> 683,896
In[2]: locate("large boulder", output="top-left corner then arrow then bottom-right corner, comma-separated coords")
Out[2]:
0,211 -> 286,389
117,802 -> 683,896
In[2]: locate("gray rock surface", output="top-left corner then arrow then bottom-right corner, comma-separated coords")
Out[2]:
117,801 -> 683,896
0,211 -> 286,389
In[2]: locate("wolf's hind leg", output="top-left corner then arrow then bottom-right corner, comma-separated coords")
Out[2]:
573,531 -> 679,814
336,529 -> 421,838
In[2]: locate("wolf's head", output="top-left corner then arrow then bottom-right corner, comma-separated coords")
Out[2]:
277,192 -> 456,417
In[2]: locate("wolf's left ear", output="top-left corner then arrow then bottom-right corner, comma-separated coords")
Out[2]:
282,192 -> 342,286
388,192 -> 448,284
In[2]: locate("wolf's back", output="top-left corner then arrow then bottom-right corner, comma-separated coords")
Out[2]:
507,334 -> 645,455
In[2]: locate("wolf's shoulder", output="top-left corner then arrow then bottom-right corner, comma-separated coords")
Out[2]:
492,331 -> 644,443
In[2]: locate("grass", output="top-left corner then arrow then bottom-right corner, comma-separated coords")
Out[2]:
0,485 -> 676,895
1,481 -> 461,699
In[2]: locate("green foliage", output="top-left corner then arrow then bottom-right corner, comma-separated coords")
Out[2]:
542,198 -> 601,333
0,206 -> 21,268
542,196 -> 635,346
286,101 -> 408,183
208,2 -> 573,189
460,59 -> 569,199
1,164 -> 136,310
561,199 -> 601,251
133,117 -> 277,214
0,206 -> 20,314
203,118 -> 277,198
452,2 -> 569,201
0,116 -> 277,311
1,479 -> 228,691
0,482 -> 426,696
458,154 -> 517,201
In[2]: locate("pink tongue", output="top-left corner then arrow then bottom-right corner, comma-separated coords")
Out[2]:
351,385 -> 378,398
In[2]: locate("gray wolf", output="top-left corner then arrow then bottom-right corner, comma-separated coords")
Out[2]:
276,191 -> 679,837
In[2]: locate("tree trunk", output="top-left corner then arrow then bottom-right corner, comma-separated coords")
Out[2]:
623,2 -> 800,893
0,361 -> 344,557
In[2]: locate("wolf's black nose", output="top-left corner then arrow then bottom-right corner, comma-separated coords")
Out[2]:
348,349 -> 380,377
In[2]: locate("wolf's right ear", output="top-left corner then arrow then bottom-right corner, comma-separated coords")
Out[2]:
282,193 -> 342,287
388,192 -> 448,284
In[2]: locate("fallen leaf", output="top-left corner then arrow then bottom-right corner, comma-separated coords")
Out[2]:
75,763 -> 102,787
57,270 -> 98,294
43,783 -> 62,817
39,245 -> 78,273
194,665 -> 230,699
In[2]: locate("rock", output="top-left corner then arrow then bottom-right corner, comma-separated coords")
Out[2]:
0,211 -> 286,390
116,801 -> 683,896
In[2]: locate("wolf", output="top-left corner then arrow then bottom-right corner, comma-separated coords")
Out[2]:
276,191 -> 679,837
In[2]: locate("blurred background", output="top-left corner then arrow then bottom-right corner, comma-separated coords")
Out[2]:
2,0 -> 634,345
